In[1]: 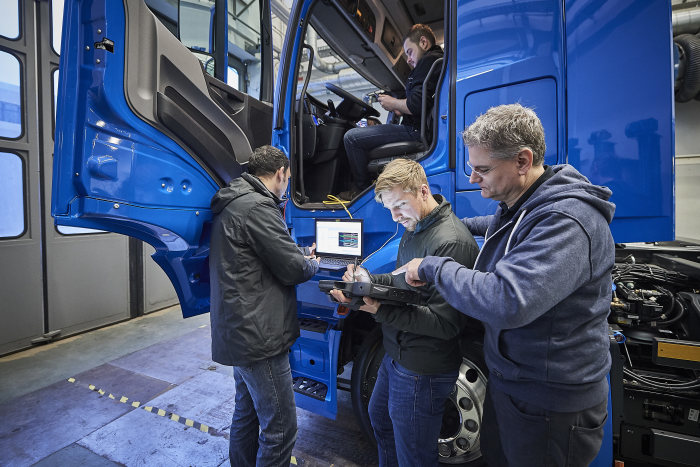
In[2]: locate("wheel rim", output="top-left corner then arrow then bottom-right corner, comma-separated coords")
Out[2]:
437,356 -> 488,463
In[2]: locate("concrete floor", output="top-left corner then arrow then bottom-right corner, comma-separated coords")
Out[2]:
0,306 -> 377,466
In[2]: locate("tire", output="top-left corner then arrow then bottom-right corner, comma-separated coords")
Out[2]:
674,34 -> 700,102
350,331 -> 488,465
350,327 -> 384,443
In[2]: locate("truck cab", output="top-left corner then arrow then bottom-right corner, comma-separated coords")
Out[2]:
52,0 -> 678,464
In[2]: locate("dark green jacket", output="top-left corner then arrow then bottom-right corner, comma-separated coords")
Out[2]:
209,173 -> 319,366
371,195 -> 478,374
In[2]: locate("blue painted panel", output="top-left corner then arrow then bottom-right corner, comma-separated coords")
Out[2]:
458,78 -> 559,190
454,190 -> 501,220
454,0 -> 565,191
565,0 -> 674,242
291,328 -> 342,419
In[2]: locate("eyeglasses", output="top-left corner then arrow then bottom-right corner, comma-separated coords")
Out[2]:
466,160 -> 499,177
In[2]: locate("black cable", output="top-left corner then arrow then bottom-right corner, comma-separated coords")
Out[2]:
613,263 -> 692,288
658,294 -> 686,326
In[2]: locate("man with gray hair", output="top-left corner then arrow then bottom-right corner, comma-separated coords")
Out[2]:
395,104 -> 615,466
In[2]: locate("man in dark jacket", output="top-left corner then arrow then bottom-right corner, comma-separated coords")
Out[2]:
340,24 -> 443,199
209,145 -> 320,466
331,159 -> 479,466
397,104 -> 615,466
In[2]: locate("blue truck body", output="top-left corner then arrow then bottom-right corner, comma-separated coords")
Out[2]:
52,0 -> 676,464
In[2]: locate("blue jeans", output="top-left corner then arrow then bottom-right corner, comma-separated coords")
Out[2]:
229,352 -> 297,467
368,354 -> 458,467
343,124 -> 422,189
480,383 -> 608,467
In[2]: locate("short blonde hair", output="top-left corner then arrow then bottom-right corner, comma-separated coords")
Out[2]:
374,158 -> 428,202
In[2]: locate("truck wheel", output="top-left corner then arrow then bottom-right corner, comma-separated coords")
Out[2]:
437,350 -> 488,465
350,327 -> 384,442
351,332 -> 488,465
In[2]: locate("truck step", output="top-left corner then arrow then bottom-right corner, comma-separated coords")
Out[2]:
298,318 -> 328,333
293,376 -> 328,401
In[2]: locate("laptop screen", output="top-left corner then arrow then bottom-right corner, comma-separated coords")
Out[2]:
315,219 -> 363,258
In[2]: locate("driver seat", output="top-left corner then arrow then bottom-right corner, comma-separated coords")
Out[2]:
366,57 -> 443,176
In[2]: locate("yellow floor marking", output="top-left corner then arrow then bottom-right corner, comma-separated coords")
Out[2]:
66,376 -> 227,439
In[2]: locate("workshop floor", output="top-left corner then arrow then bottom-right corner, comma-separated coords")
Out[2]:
0,306 -> 378,466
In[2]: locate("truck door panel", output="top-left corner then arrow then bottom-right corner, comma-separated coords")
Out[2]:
52,0 -> 271,317
453,0 -> 565,197
457,78 -> 559,191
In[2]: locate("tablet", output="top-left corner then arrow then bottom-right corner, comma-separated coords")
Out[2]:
318,280 -> 422,309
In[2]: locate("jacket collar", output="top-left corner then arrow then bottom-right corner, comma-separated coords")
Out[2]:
241,172 -> 283,205
414,194 -> 450,233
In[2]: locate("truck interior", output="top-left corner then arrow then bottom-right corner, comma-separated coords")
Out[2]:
290,0 -> 445,205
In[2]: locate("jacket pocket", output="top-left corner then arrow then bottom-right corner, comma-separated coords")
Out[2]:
494,329 -> 522,380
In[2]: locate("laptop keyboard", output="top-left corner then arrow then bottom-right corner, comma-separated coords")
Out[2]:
319,258 -> 354,266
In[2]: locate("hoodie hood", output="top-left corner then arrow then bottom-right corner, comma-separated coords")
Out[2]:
518,164 -> 615,224
210,172 -> 280,214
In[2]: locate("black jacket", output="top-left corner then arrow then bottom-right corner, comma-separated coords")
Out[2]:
371,195 -> 479,374
209,173 -> 319,366
402,45 -> 444,131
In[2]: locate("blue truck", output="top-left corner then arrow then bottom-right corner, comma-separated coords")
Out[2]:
53,0 -> 700,465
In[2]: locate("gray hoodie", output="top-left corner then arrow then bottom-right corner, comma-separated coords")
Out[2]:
419,165 -> 615,412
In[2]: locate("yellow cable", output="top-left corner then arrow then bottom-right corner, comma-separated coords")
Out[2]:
323,194 -> 353,219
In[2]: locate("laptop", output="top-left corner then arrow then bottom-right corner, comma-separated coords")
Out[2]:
315,218 -> 364,270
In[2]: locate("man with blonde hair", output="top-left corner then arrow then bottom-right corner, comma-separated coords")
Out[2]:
331,158 -> 478,466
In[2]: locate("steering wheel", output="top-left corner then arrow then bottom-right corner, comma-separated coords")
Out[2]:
325,83 -> 380,119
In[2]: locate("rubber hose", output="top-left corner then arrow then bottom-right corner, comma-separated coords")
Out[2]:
674,34 -> 700,102
659,294 -> 686,326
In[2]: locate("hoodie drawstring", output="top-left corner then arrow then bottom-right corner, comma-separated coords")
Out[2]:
505,209 -> 527,255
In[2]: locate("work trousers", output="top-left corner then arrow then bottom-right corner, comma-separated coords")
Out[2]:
368,354 -> 459,466
229,352 -> 297,467
480,383 -> 608,467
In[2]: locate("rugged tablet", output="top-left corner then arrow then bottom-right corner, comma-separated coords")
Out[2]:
318,280 -> 422,310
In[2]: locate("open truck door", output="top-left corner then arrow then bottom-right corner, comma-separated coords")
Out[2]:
51,0 -> 274,317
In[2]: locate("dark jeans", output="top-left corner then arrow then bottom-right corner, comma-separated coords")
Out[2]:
368,354 -> 458,467
343,124 -> 422,189
229,352 -> 297,467
481,383 -> 608,467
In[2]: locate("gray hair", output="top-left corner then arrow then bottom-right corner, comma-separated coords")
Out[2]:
462,104 -> 546,165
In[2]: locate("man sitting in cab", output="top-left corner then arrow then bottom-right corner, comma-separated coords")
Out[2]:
339,24 -> 443,200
